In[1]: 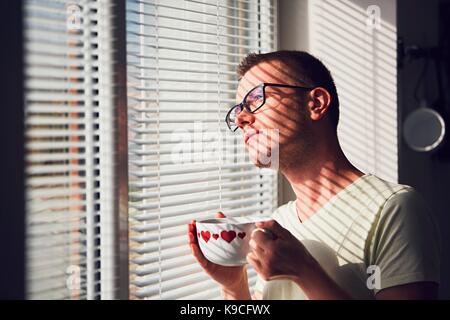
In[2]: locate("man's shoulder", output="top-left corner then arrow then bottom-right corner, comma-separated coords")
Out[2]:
355,174 -> 415,207
343,174 -> 426,231
379,184 -> 432,220
366,176 -> 441,283
362,174 -> 411,193
365,175 -> 436,237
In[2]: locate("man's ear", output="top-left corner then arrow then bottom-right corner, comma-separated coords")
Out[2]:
307,87 -> 331,121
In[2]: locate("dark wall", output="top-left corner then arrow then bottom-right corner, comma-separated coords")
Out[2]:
398,0 -> 450,299
0,1 -> 25,299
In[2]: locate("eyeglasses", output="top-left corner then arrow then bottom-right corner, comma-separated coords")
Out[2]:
225,83 -> 314,132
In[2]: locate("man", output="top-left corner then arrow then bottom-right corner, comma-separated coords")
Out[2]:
187,50 -> 441,299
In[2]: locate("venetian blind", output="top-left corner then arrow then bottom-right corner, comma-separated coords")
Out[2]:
23,0 -> 116,299
126,0 -> 277,299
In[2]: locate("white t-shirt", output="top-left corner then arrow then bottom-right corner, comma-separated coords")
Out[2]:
253,174 -> 441,299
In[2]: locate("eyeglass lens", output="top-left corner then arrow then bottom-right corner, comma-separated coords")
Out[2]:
227,86 -> 264,130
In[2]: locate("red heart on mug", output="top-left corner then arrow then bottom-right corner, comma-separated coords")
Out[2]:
221,230 -> 236,243
238,232 -> 246,239
212,234 -> 219,240
197,232 -> 200,238
201,231 -> 211,243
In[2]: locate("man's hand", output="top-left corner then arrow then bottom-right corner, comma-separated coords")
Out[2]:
188,212 -> 251,299
247,219 -> 352,299
246,219 -> 314,282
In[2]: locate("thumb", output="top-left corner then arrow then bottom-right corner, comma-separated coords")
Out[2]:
255,219 -> 285,238
215,211 -> 226,218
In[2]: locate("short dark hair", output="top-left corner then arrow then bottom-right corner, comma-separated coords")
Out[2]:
237,50 -> 340,130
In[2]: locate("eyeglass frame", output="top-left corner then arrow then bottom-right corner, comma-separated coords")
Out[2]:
225,82 -> 315,132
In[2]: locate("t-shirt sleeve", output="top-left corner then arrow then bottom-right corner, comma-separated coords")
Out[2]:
370,188 -> 441,294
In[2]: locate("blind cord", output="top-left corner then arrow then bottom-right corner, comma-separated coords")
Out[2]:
217,0 -> 222,213
155,0 -> 162,300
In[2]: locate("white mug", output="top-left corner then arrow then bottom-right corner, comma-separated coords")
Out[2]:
196,215 -> 273,266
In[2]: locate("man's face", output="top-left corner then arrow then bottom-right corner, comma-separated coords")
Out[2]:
235,60 -> 313,169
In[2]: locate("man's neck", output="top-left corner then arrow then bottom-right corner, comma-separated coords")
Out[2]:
281,143 -> 364,222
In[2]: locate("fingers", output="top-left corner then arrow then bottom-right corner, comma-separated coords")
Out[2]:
188,220 -> 196,234
188,213 -> 227,271
251,228 -> 275,250
246,251 -> 262,271
190,242 -> 209,269
255,220 -> 283,239
188,231 -> 196,244
249,236 -> 265,253
215,211 -> 226,218
188,219 -> 210,269
187,220 -> 198,245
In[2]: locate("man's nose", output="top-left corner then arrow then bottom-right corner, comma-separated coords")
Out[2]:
235,108 -> 255,129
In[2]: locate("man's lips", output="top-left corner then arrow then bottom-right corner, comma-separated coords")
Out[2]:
244,129 -> 259,144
